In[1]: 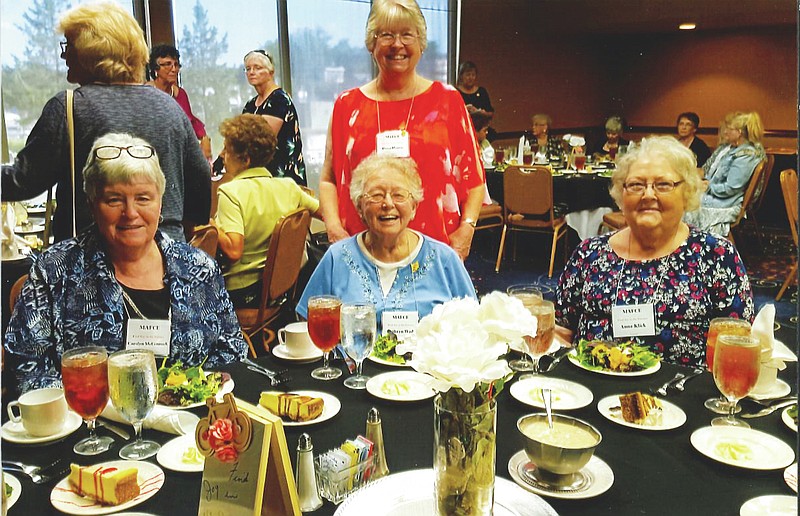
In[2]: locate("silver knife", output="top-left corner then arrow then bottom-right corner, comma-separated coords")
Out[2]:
97,419 -> 131,440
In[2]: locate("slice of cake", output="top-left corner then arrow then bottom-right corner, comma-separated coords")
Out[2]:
618,392 -> 662,424
259,392 -> 325,422
68,463 -> 140,505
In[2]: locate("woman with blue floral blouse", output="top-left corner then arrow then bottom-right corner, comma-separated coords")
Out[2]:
555,136 -> 754,367
4,133 -> 246,395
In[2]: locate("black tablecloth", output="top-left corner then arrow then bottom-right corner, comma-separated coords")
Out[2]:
3,340 -> 797,515
486,169 -> 615,213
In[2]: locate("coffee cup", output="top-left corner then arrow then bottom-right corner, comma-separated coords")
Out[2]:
278,322 -> 317,357
7,387 -> 68,437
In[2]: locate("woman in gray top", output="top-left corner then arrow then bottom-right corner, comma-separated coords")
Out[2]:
1,2 -> 210,242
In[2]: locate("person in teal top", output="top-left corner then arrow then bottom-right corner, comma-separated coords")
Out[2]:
213,114 -> 320,307
297,154 -> 476,331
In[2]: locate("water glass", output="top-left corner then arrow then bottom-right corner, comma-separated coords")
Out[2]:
108,349 -> 160,460
341,303 -> 377,389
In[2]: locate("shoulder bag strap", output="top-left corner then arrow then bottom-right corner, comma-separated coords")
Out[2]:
65,89 -> 76,238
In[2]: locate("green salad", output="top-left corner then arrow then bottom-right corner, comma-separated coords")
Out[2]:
575,339 -> 661,372
787,404 -> 797,424
372,332 -> 410,364
156,360 -> 228,407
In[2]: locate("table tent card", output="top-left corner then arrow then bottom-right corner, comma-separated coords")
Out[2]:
196,393 -> 300,516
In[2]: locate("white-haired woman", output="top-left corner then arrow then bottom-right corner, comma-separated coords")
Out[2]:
298,154 -> 476,328
241,50 -> 306,186
4,133 -> 246,394
556,136 -> 754,367
319,0 -> 486,260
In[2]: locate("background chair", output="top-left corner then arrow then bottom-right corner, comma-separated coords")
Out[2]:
600,210 -> 627,233
726,157 -> 767,247
495,166 -> 567,277
235,209 -> 311,357
9,274 -> 27,312
742,153 -> 775,248
775,169 -> 797,301
189,224 -> 219,257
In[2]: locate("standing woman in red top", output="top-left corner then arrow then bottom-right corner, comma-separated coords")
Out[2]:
319,0 -> 486,260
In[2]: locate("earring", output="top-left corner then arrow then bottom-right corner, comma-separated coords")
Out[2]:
158,214 -> 164,224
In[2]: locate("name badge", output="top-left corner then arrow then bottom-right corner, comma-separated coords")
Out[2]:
382,311 -> 418,342
376,130 -> 410,158
125,318 -> 171,356
611,304 -> 656,338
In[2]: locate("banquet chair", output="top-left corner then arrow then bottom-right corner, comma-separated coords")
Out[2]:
726,158 -> 767,247
600,211 -> 627,233
475,200 -> 503,231
742,153 -> 775,248
495,166 -> 567,277
9,274 -> 27,312
775,169 -> 797,301
188,224 -> 219,258
235,208 -> 311,358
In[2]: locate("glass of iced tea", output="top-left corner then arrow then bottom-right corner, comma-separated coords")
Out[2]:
507,285 -> 543,372
494,147 -> 505,164
523,300 -> 556,378
704,317 -> 751,414
573,152 -> 586,171
711,334 -> 760,428
308,295 -> 343,380
61,346 -> 114,455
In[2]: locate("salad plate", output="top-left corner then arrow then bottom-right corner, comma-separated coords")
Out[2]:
156,435 -> 204,473
366,372 -> 436,402
50,460 -> 165,515
597,394 -> 686,431
2,410 -> 82,444
272,343 -> 322,363
367,354 -> 408,367
784,462 -> 797,492
156,364 -> 234,409
782,404 -> 797,432
280,391 -> 341,427
4,472 -> 21,509
567,349 -> 661,376
740,495 -> 797,516
510,377 -> 593,410
690,426 -> 795,470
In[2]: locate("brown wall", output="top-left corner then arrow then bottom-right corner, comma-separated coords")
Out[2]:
460,5 -> 797,150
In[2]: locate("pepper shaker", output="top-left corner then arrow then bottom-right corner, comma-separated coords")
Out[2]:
295,433 -> 323,512
366,407 -> 389,479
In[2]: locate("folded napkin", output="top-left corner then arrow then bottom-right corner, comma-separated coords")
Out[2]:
517,136 -> 525,164
1,203 -> 26,259
752,304 -> 797,366
101,402 -> 200,436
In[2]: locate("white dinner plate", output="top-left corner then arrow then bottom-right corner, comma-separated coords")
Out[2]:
4,472 -> 21,509
782,405 -> 797,432
740,495 -> 798,516
690,426 -> 795,470
784,462 -> 797,493
510,377 -> 593,410
596,394 -> 687,431
334,469 -> 558,515
157,372 -> 234,410
14,224 -> 44,234
567,349 -> 661,377
255,390 -> 341,427
368,353 -> 409,368
1,411 -> 83,444
748,379 -> 792,401
50,460 -> 165,515
366,371 -> 437,402
156,435 -> 205,473
271,343 -> 323,363
507,450 -> 614,500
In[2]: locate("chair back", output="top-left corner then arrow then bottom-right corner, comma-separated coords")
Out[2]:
503,166 -> 556,220
256,208 -> 311,319
9,274 -> 28,312
748,153 -> 776,216
780,169 -> 798,246
189,224 -> 219,257
730,158 -> 767,229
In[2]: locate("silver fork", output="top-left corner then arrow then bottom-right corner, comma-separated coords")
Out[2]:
673,368 -> 705,392
652,373 -> 684,397
242,358 -> 290,386
2,460 -> 66,484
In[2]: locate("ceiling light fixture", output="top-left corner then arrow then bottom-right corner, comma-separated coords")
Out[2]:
679,23 -> 696,30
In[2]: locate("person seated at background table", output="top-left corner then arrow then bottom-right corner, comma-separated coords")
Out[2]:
589,116 -> 629,159
683,111 -> 765,237
675,111 -> 711,167
297,154 -> 476,329
147,44 -> 212,161
527,113 -> 563,160
555,136 -> 754,367
471,111 -> 494,169
213,114 -> 320,308
4,133 -> 247,394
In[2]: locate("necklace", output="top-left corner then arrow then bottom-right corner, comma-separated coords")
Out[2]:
376,77 -> 418,133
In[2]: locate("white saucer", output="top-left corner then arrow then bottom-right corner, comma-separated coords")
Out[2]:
782,405 -> 797,432
507,450 -> 613,499
740,495 -> 798,516
784,462 -> 797,492
510,377 -> 593,410
4,472 -> 21,509
749,379 -> 792,400
272,343 -> 322,363
156,435 -> 204,473
690,426 -> 795,470
1,411 -> 83,444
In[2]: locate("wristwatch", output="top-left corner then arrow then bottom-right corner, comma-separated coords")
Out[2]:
462,218 -> 477,228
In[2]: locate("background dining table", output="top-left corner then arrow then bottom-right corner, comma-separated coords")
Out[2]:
2,332 -> 797,515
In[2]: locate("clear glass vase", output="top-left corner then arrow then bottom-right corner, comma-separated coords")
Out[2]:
433,390 -> 497,516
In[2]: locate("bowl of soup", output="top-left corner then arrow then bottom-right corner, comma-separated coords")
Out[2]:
517,413 -> 601,475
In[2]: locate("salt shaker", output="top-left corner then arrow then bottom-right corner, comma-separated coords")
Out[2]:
295,433 -> 323,512
366,407 -> 389,479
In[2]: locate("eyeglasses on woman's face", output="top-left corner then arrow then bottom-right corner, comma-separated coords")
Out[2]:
156,59 -> 181,70
94,145 -> 155,160
59,40 -> 69,54
623,180 -> 683,195
362,189 -> 412,204
374,31 -> 418,46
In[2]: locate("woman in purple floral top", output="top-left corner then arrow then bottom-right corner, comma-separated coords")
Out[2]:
555,136 -> 753,367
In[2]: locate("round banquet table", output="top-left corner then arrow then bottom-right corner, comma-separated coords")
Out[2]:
2,335 -> 797,515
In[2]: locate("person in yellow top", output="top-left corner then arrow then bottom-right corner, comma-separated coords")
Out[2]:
213,114 -> 320,307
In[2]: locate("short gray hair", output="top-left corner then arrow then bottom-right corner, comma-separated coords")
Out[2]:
609,136 -> 702,212
83,133 -> 166,204
365,0 -> 428,53
605,116 -> 624,134
349,154 -> 424,207
243,50 -> 274,74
